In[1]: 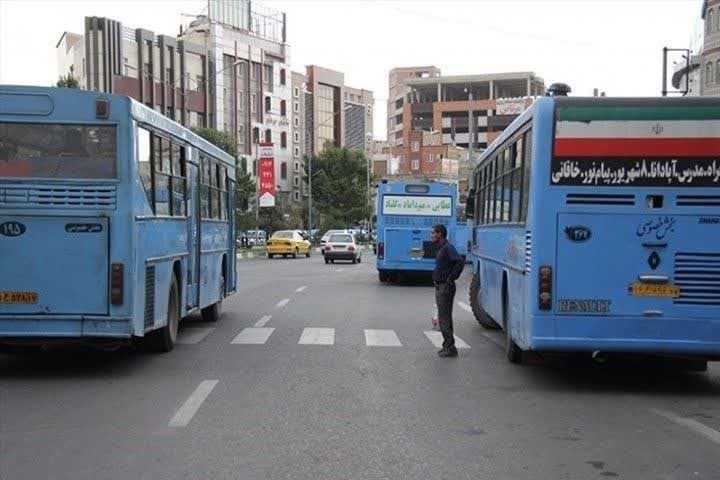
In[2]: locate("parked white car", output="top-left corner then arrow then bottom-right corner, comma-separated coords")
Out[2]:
323,233 -> 362,264
320,229 -> 350,254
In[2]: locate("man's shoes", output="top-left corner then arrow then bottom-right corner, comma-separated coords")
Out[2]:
437,347 -> 458,357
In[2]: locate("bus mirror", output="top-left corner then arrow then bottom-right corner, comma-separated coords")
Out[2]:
465,190 -> 475,219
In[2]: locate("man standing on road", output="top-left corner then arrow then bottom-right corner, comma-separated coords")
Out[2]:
431,224 -> 465,358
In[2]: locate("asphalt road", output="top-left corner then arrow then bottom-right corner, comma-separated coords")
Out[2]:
1,253 -> 719,480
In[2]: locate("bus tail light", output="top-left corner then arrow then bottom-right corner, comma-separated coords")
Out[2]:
538,265 -> 552,311
110,263 -> 124,305
378,243 -> 385,260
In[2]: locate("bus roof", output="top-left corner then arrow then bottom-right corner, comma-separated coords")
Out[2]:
0,85 -> 235,169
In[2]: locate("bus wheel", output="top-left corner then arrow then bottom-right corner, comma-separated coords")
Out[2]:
378,270 -> 389,282
469,273 -> 500,330
145,275 -> 180,353
506,336 -> 524,364
201,276 -> 224,323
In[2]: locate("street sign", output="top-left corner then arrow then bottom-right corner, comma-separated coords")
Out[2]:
258,142 -> 276,208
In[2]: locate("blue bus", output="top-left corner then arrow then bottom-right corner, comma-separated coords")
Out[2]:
375,181 -> 458,282
0,86 -> 237,352
465,94 -> 720,367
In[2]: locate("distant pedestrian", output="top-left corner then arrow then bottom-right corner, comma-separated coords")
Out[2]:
431,224 -> 465,358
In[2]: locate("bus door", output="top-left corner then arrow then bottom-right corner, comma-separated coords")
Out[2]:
184,148 -> 201,310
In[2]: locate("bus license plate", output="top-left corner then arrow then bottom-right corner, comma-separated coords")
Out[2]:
410,250 -> 424,258
0,291 -> 38,304
629,283 -> 680,298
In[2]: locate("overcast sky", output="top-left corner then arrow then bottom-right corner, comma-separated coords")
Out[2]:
0,0 -> 705,139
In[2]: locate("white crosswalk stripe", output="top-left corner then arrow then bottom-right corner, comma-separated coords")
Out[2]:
298,328 -> 335,345
364,329 -> 402,347
423,331 -> 471,349
231,327 -> 275,344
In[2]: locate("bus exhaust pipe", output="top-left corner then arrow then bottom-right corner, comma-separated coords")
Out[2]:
592,351 -> 608,364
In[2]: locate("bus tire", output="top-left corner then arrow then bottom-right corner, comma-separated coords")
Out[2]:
469,273 -> 500,330
506,336 -> 524,364
201,275 -> 224,323
378,270 -> 389,282
145,275 -> 180,353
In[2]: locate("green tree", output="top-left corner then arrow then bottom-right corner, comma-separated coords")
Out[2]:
304,147 -> 373,230
56,65 -> 80,88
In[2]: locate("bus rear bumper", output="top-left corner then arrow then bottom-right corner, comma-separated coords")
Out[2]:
0,316 -> 133,340
531,315 -> 720,358
376,261 -> 435,272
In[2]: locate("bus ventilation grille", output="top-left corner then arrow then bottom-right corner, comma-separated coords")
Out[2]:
524,232 -> 532,273
0,184 -> 117,210
676,196 -> 720,207
144,266 -> 156,328
565,194 -> 635,205
673,252 -> 720,306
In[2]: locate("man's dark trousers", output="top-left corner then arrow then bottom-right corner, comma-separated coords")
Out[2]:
435,282 -> 456,349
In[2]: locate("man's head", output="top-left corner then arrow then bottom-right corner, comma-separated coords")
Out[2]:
431,224 -> 447,243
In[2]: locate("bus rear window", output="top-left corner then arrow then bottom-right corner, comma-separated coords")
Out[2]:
0,122 -> 117,179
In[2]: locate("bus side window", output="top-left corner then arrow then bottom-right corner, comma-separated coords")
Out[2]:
511,136 -> 524,223
200,155 -> 211,218
520,129 -> 532,222
153,136 -> 171,215
137,127 -> 153,208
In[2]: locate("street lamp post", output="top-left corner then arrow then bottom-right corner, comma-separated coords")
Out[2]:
307,105 -> 351,238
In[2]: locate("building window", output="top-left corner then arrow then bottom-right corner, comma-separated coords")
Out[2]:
293,191 -> 300,202
281,131 -> 288,149
280,161 -> 287,179
280,69 -> 286,86
293,176 -> 299,187
294,131 -> 300,143
196,75 -> 205,92
707,63 -> 714,86
265,96 -> 271,113
263,64 -> 273,92
294,117 -> 299,127
294,101 -> 300,113
294,87 -> 299,98
294,161 -> 300,173
411,141 -> 420,152
265,129 -> 272,143
411,159 -> 420,170
253,127 -> 260,143
280,100 -> 287,117
707,9 -> 714,34
294,146 -> 300,158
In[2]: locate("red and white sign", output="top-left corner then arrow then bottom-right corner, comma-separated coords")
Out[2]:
258,142 -> 275,208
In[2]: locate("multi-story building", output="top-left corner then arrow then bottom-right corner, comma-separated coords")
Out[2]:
291,70 -> 308,203
701,0 -> 720,95
56,17 -> 213,129
671,0 -> 720,96
387,69 -> 544,177
387,66 -> 441,148
180,1 -> 293,199
56,1 -> 295,203
300,65 -> 374,156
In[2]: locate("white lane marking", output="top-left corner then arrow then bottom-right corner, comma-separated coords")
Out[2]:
176,327 -> 215,345
457,301 -> 472,313
253,315 -> 272,328
168,379 -> 218,428
423,331 -> 470,349
231,327 -> 275,344
364,329 -> 402,347
335,268 -> 346,273
295,285 -> 307,293
298,327 -> 335,345
276,298 -> 291,308
651,408 -> 720,445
